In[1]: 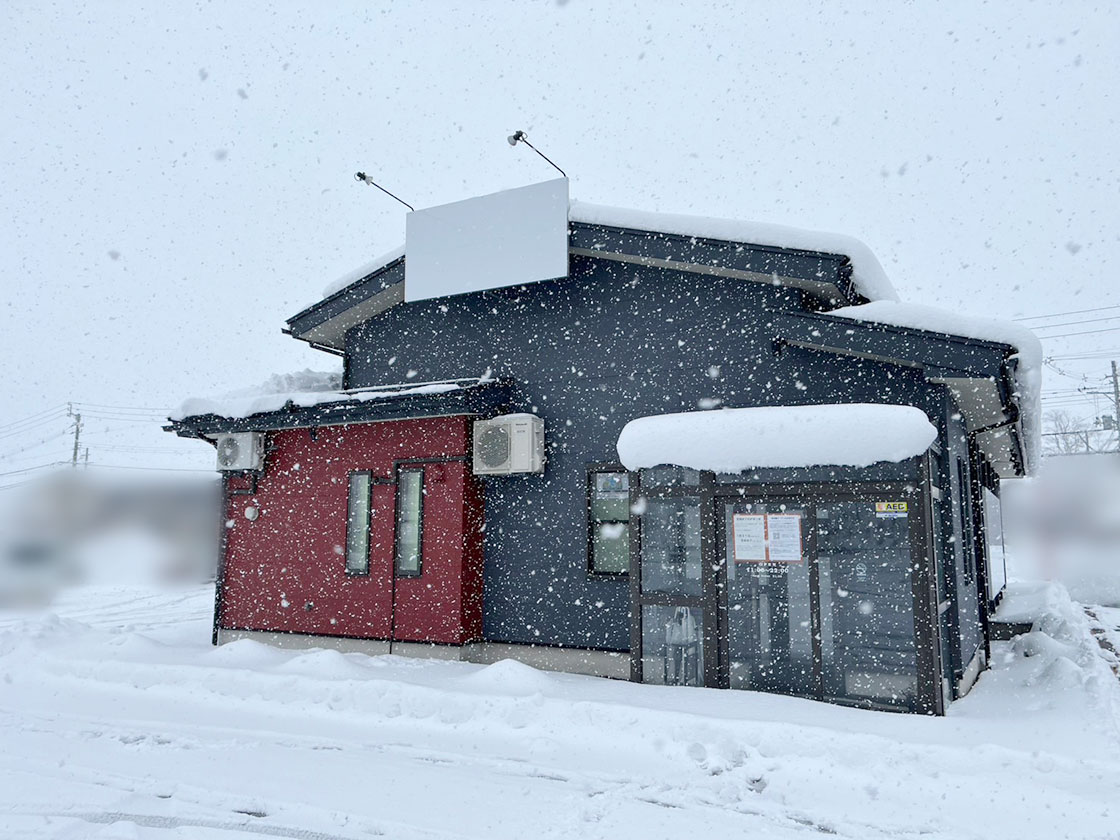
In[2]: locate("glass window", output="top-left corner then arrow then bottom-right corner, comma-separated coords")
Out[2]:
816,500 -> 917,708
589,470 -> 630,575
957,460 -> 975,585
395,469 -> 423,577
345,472 -> 371,575
640,497 -> 702,596
641,605 -> 704,687
640,465 -> 700,488
982,488 -> 1007,602
723,501 -> 814,697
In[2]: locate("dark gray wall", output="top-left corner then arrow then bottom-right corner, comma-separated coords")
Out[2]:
346,255 -> 956,650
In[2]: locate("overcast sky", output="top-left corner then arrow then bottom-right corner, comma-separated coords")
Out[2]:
2,1 -> 1117,476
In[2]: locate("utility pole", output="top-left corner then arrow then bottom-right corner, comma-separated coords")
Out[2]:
1112,361 -> 1120,452
1076,363 -> 1120,453
67,403 -> 83,468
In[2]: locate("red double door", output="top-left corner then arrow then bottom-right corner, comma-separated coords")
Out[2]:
359,459 -> 485,644
218,417 -> 485,646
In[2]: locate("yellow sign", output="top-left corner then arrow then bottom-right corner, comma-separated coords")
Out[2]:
873,504 -> 909,517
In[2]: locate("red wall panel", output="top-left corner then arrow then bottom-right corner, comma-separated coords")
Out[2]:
218,415 -> 484,645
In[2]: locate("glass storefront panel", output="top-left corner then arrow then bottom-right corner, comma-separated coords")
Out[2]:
640,497 -> 702,596
723,501 -> 814,696
816,500 -> 917,707
641,605 -> 704,687
641,465 -> 701,488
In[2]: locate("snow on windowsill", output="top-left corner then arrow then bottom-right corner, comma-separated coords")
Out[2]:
569,200 -> 899,303
616,404 -> 937,473
827,301 -> 1043,473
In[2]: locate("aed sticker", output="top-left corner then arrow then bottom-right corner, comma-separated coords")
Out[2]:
875,501 -> 908,519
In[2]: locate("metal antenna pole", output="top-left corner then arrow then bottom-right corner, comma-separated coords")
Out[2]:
353,172 -> 415,211
507,131 -> 567,178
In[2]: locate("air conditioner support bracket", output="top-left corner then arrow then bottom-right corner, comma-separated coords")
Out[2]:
228,471 -> 259,496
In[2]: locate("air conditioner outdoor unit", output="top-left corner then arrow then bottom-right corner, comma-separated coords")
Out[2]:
214,432 -> 265,471
472,414 -> 545,475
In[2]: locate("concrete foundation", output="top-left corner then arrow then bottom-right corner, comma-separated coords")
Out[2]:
215,628 -> 630,680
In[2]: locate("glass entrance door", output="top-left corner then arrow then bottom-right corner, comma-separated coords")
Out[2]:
633,474 -> 929,711
722,500 -> 815,697
815,500 -> 918,709
717,495 -> 919,709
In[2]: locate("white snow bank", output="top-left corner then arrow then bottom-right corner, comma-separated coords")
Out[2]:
570,200 -> 899,303
459,658 -> 556,696
172,369 -> 459,421
3,582 -> 1119,840
975,580 -> 1120,719
828,301 -> 1042,472
321,245 -> 404,299
617,404 -> 936,472
994,581 -> 1057,625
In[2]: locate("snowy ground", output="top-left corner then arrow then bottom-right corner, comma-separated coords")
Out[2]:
1,584 -> 1119,840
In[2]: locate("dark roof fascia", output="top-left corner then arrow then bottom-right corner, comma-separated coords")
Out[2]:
288,223 -> 865,343
166,379 -> 512,439
569,220 -> 862,306
774,310 -> 1016,380
287,256 -> 405,336
775,310 -> 1027,474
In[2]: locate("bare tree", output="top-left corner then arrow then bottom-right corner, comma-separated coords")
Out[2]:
1042,410 -> 1103,455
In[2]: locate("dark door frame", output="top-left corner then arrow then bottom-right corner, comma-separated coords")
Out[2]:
628,469 -> 944,715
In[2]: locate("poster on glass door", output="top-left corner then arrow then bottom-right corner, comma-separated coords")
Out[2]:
732,513 -> 804,569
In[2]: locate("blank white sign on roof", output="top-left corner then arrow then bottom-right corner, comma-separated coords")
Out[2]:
404,178 -> 570,302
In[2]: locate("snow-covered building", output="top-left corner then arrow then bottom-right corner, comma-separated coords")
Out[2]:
168,180 -> 1040,715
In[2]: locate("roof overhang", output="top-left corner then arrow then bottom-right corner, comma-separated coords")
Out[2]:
284,223 -> 868,352
774,311 -> 1026,478
286,256 -> 405,352
567,221 -> 863,308
165,378 -> 512,439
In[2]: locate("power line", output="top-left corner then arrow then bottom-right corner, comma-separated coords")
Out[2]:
0,404 -> 69,432
1014,303 -> 1120,321
0,461 -> 70,479
84,462 -> 215,474
1037,326 -> 1120,340
0,429 -> 71,463
0,421 -> 68,444
94,444 -> 203,455
0,411 -> 69,440
78,410 -> 169,421
0,476 -> 51,492
1021,314 -> 1120,330
74,401 -> 172,412
1049,349 -> 1120,360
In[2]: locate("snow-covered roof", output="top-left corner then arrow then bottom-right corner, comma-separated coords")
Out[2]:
616,404 -> 937,473
321,245 -> 405,300
569,200 -> 899,303
171,368 -> 459,421
827,301 -> 1042,472
311,199 -> 899,307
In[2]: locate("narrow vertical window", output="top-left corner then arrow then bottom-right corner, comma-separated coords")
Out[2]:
957,460 -> 975,585
589,469 -> 630,576
395,469 -> 424,577
345,472 -> 371,575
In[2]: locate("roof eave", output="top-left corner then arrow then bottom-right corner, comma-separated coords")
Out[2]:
166,379 -> 513,439
774,310 -> 1028,477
